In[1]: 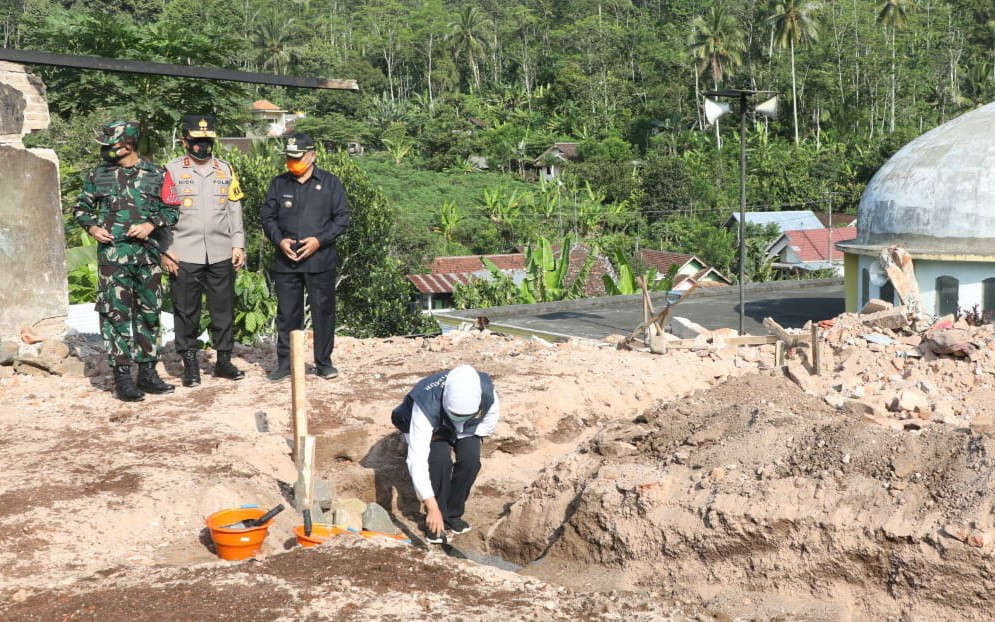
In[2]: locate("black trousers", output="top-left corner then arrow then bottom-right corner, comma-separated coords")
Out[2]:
273,268 -> 338,369
172,259 -> 235,353
428,436 -> 481,522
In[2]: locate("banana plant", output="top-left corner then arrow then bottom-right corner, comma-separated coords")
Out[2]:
481,187 -> 521,225
602,249 -> 679,296
433,200 -> 462,249
482,233 -> 594,303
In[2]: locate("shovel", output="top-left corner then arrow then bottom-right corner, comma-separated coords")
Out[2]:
221,504 -> 285,529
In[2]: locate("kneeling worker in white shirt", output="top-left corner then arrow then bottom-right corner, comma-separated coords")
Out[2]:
391,364 -> 499,543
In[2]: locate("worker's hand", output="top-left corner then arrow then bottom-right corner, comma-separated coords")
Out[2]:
295,237 -> 320,261
232,247 -> 246,270
279,238 -> 299,261
162,251 -> 179,277
424,498 -> 445,538
126,222 -> 155,240
88,225 -> 113,243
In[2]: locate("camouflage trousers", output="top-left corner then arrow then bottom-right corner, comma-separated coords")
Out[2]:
96,262 -> 163,366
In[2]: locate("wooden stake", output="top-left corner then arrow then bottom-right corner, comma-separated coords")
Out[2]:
775,341 -> 785,368
636,276 -> 654,325
290,329 -> 307,466
298,435 -> 316,510
624,282 -> 699,344
810,323 -> 821,376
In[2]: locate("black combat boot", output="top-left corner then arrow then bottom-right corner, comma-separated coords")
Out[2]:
136,361 -> 175,394
181,350 -> 201,387
213,351 -> 245,380
113,364 -> 145,402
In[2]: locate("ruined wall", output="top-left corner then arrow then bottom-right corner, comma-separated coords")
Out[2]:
0,61 -> 67,341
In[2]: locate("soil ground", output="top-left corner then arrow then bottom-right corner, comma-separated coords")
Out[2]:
2,318 -> 994,621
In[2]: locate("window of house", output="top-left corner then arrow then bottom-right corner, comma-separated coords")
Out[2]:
935,276 -> 959,316
879,281 -> 895,305
983,278 -> 995,322
861,268 -> 869,307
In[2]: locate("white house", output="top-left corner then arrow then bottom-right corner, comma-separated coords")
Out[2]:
533,142 -> 578,181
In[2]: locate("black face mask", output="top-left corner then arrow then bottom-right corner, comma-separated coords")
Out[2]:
186,138 -> 214,160
100,145 -> 127,163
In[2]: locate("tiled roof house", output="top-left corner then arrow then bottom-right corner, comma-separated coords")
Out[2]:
638,250 -> 732,290
766,227 -> 858,274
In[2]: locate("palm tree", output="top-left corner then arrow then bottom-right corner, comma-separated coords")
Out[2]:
447,6 -> 491,92
876,0 -> 911,133
250,8 -> 300,75
690,4 -> 746,146
769,1 -> 821,144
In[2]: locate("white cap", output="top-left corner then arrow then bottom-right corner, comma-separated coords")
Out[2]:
442,365 -> 481,417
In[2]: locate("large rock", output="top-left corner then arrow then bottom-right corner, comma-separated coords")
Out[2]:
361,502 -> 397,534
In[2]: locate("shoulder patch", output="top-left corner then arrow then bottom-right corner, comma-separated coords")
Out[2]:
227,171 -> 244,202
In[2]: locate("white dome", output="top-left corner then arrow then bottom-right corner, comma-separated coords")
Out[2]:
845,101 -> 995,257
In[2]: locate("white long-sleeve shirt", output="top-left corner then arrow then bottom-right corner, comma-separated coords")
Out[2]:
404,392 -> 500,501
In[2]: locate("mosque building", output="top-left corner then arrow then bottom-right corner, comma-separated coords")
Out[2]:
838,101 -> 995,319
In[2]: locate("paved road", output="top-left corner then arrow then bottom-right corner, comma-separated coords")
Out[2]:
436,279 -> 845,341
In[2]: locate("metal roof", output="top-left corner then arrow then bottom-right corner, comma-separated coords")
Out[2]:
725,210 -> 824,232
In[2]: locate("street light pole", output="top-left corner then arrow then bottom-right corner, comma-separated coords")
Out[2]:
738,92 -> 747,335
703,88 -> 778,335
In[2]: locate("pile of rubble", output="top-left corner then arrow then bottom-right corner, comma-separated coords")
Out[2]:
786,300 -> 995,433
0,322 -> 89,378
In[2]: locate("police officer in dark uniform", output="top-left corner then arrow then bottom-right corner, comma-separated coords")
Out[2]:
261,133 -> 350,381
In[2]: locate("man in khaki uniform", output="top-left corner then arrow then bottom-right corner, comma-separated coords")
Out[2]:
162,115 -> 246,387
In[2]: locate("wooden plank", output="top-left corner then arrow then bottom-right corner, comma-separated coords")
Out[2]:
811,323 -> 821,376
665,334 -> 812,349
763,317 -> 801,346
290,329 -> 307,466
0,47 -> 359,90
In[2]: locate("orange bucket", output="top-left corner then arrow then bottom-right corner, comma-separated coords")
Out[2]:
205,507 -> 274,561
294,524 -> 347,547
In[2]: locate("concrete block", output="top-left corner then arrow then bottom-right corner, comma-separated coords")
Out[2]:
669,316 -> 707,339
860,298 -> 894,314
0,65 -> 65,343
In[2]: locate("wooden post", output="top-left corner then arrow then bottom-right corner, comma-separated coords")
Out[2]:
775,341 -> 785,368
297,435 -> 316,511
290,329 -> 307,466
810,323 -> 821,376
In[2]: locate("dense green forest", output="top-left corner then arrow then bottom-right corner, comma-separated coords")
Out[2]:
5,0 -> 994,336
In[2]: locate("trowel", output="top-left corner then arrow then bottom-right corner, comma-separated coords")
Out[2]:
221,504 -> 285,529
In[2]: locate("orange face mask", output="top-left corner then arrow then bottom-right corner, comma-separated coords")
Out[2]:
286,157 -> 311,177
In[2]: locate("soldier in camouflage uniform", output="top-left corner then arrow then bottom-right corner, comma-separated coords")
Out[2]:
74,121 -> 180,402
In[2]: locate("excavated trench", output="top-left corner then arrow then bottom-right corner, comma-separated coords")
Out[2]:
485,372 -> 995,622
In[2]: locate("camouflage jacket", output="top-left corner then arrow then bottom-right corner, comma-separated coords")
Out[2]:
74,160 -> 179,265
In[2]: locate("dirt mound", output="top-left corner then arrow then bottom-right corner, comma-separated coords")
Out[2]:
488,372 -> 995,621
0,536 -> 697,621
